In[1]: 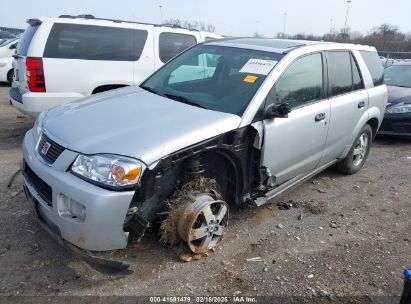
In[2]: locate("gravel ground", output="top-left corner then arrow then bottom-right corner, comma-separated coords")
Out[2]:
0,84 -> 410,300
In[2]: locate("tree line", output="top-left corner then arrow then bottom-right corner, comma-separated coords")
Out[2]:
162,19 -> 411,57
276,24 -> 411,57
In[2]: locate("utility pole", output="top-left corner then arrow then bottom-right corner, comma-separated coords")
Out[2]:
159,5 -> 163,24
344,0 -> 352,35
283,12 -> 287,38
330,18 -> 333,33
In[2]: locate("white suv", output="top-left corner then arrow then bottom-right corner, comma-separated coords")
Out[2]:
10,15 -> 221,116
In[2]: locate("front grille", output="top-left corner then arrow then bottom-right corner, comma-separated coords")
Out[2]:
37,133 -> 65,164
23,162 -> 52,206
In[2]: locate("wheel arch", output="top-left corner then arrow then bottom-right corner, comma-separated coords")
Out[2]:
91,84 -> 130,94
366,117 -> 379,140
199,149 -> 245,205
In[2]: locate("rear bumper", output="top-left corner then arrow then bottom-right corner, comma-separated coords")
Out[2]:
10,90 -> 84,117
378,113 -> 411,137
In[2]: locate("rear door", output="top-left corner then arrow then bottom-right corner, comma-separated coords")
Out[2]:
262,52 -> 331,185
153,28 -> 200,70
13,23 -> 40,95
319,51 -> 369,165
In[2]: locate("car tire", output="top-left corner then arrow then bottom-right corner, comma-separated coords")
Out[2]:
160,176 -> 228,254
336,124 -> 373,175
7,69 -> 14,83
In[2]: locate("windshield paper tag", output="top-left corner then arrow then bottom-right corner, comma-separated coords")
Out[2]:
243,75 -> 258,83
239,59 -> 278,75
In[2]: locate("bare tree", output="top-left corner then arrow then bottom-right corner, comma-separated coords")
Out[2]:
163,19 -> 215,32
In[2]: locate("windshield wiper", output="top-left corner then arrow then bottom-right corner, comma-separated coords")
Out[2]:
392,84 -> 411,88
164,93 -> 208,109
140,85 -> 164,96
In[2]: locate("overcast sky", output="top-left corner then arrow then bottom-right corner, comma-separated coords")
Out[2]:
1,0 -> 411,37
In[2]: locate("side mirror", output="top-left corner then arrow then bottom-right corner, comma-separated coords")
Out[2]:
264,102 -> 291,119
9,44 -> 16,50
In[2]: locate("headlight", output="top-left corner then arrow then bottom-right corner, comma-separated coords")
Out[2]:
71,154 -> 143,189
33,111 -> 46,140
386,102 -> 411,114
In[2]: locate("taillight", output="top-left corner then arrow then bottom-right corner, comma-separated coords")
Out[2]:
26,57 -> 46,92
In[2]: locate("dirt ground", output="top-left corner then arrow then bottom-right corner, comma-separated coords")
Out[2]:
0,83 -> 410,300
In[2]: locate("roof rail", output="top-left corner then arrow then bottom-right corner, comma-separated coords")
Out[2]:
57,14 -> 200,32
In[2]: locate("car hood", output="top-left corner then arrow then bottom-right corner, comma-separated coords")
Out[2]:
387,85 -> 411,106
43,86 -> 241,166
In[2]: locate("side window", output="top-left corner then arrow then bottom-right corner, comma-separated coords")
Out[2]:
351,54 -> 364,91
44,24 -> 148,61
159,32 -> 197,63
267,53 -> 323,109
327,51 -> 353,97
359,51 -> 384,86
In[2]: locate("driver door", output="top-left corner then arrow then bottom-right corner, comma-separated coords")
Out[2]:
262,52 -> 330,185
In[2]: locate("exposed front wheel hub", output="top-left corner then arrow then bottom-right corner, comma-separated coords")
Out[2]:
177,194 -> 228,254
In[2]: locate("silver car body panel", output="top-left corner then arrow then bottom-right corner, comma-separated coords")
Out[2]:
43,86 -> 242,166
262,99 -> 331,186
23,130 -> 135,251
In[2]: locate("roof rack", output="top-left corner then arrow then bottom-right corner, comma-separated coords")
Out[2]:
57,14 -> 199,32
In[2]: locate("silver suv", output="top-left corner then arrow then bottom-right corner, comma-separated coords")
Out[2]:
22,38 -> 387,273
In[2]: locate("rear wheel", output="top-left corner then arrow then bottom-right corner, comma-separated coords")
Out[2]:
7,69 -> 14,83
336,124 -> 372,175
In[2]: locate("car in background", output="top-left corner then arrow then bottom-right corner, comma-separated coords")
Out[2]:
379,62 -> 411,137
0,38 -> 18,58
10,15 -> 222,117
0,57 -> 14,83
0,31 -> 15,40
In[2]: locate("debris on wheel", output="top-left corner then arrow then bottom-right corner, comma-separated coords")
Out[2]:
160,176 -> 228,258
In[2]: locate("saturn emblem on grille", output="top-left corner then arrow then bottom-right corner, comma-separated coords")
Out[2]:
41,142 -> 51,155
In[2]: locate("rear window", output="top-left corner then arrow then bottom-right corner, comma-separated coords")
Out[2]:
327,51 -> 365,97
359,51 -> 384,86
328,51 -> 353,96
159,32 -> 197,63
43,23 -> 148,61
17,25 -> 39,56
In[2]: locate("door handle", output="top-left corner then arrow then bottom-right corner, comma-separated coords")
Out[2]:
315,113 -> 326,122
358,101 -> 366,109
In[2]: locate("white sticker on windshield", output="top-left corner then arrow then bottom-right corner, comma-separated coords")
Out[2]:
239,59 -> 278,75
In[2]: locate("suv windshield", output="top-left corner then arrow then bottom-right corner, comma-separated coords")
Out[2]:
141,45 -> 283,116
384,65 -> 411,88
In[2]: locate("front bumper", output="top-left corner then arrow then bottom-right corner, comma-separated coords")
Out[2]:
22,129 -> 135,251
23,185 -> 132,275
378,112 -> 411,137
0,65 -> 11,82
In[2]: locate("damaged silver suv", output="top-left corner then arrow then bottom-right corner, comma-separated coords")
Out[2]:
22,38 -> 387,273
